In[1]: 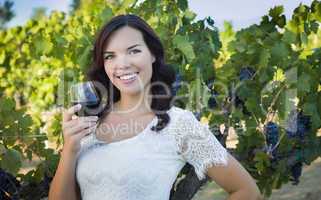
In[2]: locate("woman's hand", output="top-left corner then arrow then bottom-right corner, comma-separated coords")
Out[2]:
62,104 -> 99,155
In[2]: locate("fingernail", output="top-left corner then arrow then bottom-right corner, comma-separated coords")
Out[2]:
77,104 -> 82,109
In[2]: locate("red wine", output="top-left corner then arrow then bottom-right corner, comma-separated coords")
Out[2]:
70,81 -> 102,116
72,100 -> 100,116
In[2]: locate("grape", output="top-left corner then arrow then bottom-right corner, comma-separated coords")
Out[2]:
239,67 -> 255,81
286,110 -> 311,139
171,73 -> 182,96
0,168 -> 20,200
228,87 -> 251,116
233,95 -> 251,116
206,78 -> 215,91
205,78 -> 218,109
264,122 -> 279,157
208,95 -> 217,109
208,90 -> 218,109
232,65 -> 255,114
18,174 -> 53,199
290,162 -> 303,185
193,112 -> 201,121
265,122 -> 279,146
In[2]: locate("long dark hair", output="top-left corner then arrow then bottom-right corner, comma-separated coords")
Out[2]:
87,14 -> 176,132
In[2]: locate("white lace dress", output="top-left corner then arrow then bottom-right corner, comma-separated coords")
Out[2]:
76,106 -> 228,200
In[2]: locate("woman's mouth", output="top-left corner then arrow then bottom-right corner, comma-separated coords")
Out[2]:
116,72 -> 139,85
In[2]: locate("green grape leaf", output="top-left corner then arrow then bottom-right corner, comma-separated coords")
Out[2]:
100,7 -> 113,22
0,98 -> 16,112
269,6 -> 284,19
271,43 -> 289,63
298,73 -> 311,92
0,50 -> 5,64
303,102 -> 321,129
254,151 -> 270,172
34,36 -> 53,55
0,148 -> 22,175
173,34 -> 196,62
177,0 -> 188,11
258,49 -> 270,68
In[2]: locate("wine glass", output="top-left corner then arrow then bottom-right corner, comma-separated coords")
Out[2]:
69,81 -> 101,116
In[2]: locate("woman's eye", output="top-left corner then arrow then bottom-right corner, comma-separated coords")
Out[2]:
129,49 -> 141,54
104,55 -> 113,60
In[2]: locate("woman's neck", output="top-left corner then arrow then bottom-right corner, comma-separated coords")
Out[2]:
113,92 -> 152,116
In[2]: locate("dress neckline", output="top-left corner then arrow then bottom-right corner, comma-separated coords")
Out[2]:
92,106 -> 176,145
93,115 -> 157,145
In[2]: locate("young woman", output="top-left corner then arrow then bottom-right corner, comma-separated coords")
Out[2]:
49,14 -> 262,200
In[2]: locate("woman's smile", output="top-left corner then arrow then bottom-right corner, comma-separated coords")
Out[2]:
104,26 -> 155,94
116,72 -> 140,86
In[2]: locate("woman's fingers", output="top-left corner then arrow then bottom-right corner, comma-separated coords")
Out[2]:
74,126 -> 97,140
63,116 -> 98,130
65,121 -> 97,136
61,105 -> 99,154
63,104 -> 82,122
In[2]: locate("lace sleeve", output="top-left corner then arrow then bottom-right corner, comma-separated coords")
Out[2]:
174,110 -> 228,181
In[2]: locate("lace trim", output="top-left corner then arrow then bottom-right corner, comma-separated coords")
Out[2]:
172,110 -> 228,180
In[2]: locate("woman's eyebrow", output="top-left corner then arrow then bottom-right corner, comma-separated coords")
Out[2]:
104,44 -> 142,54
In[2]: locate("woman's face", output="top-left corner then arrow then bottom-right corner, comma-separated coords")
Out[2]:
103,26 -> 155,95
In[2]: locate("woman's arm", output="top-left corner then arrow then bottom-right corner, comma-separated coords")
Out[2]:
49,104 -> 97,200
48,150 -> 81,200
206,153 -> 263,200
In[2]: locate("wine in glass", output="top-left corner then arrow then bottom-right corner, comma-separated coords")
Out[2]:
69,81 -> 101,116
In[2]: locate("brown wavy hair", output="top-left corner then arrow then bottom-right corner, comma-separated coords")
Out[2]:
86,14 -> 176,132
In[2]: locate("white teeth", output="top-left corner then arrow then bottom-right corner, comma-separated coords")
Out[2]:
119,73 -> 137,80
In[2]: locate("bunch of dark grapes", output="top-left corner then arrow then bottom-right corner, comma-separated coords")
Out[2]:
286,110 -> 311,139
290,162 -> 303,185
239,67 -> 255,81
171,73 -> 182,96
206,78 -> 218,109
208,92 -> 218,109
229,90 -> 251,116
18,174 -> 53,200
227,67 -> 256,116
285,110 -> 310,185
193,112 -> 201,121
0,168 -> 20,200
264,122 -> 279,158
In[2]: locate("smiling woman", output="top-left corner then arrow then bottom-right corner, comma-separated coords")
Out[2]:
48,14 -> 262,200
103,26 -> 155,95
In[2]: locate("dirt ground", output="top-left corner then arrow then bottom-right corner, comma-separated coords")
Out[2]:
192,157 -> 321,200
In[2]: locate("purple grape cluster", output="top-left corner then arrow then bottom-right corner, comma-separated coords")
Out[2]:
171,73 -> 182,96
286,110 -> 311,139
17,173 -> 53,199
235,96 -> 251,115
290,162 -> 303,185
206,79 -> 218,109
208,94 -> 218,109
264,122 -> 279,157
239,67 -> 255,81
193,112 -> 201,121
0,168 -> 20,200
228,67 -> 256,116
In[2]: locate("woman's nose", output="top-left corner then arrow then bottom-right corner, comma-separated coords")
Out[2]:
114,55 -> 130,69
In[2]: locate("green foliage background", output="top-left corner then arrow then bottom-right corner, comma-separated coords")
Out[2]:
0,0 -> 320,198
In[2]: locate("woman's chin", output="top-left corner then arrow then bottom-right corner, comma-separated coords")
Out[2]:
118,86 -> 144,95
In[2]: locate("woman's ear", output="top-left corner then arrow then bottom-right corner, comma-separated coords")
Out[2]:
152,55 -> 156,63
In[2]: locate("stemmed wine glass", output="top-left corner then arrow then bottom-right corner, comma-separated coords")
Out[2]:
69,81 -> 101,116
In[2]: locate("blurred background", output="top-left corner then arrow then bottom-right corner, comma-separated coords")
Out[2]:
0,0 -> 320,200
3,0 -> 314,30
